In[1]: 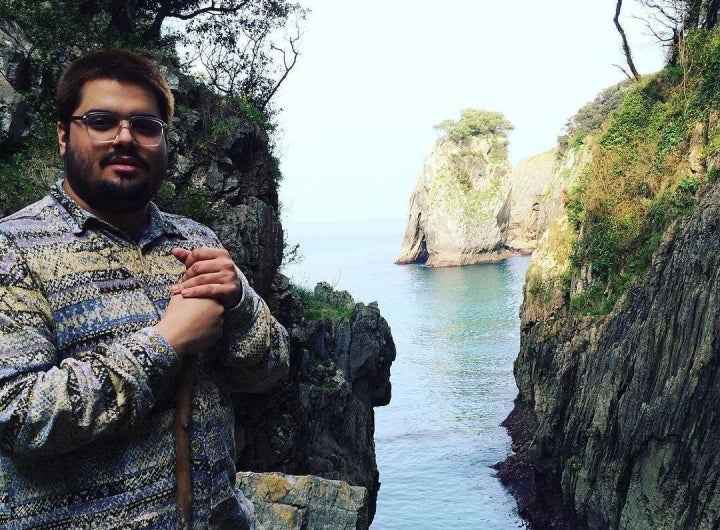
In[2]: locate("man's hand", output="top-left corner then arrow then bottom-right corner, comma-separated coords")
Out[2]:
170,247 -> 242,309
154,295 -> 224,357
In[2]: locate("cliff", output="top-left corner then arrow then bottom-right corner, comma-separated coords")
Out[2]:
235,285 -> 395,526
501,148 -> 582,253
0,20 -> 394,529
396,129 -> 571,266
395,134 -> 513,266
496,39 -> 720,529
500,167 -> 720,530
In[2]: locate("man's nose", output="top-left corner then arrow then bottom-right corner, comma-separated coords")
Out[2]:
112,122 -> 136,145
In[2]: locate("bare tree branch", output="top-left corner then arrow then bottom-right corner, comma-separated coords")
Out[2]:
260,26 -> 300,110
184,3 -> 307,109
168,0 -> 253,21
613,63 -> 636,80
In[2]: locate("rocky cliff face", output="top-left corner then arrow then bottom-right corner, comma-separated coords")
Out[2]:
497,126 -> 720,528
395,134 -> 512,266
235,284 -> 395,522
502,148 -> 585,253
0,21 -> 394,529
396,135 -> 573,266
0,21 -> 29,156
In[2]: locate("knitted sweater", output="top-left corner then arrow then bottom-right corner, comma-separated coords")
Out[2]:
0,181 -> 289,529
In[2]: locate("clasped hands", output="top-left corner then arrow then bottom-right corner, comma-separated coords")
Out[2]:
153,247 -> 241,357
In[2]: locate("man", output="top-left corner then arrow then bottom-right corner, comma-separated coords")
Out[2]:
0,49 -> 289,528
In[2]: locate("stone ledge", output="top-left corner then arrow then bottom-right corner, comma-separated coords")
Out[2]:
237,472 -> 369,530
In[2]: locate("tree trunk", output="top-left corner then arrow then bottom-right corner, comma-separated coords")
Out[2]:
686,0 -> 702,30
705,0 -> 720,29
614,0 -> 641,80
174,354 -> 197,528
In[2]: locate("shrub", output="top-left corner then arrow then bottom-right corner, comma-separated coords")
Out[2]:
291,283 -> 355,323
0,136 -> 59,216
559,81 -> 633,151
435,108 -> 513,142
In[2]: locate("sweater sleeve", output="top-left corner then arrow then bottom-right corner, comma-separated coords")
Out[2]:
214,269 -> 290,393
0,234 -> 180,457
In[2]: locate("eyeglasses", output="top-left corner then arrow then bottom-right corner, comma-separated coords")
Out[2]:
70,111 -> 167,147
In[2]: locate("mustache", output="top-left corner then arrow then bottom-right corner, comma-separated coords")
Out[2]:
99,149 -> 150,170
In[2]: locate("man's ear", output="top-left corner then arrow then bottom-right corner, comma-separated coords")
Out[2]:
57,121 -> 67,157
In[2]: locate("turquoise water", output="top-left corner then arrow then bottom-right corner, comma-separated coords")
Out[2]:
282,218 -> 530,529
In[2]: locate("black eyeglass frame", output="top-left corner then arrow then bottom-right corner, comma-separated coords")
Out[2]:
69,111 -> 168,147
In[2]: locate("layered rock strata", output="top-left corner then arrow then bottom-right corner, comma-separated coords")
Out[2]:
237,472 -> 368,530
497,150 -> 720,528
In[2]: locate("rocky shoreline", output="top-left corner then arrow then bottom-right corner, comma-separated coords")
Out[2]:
494,402 -> 576,529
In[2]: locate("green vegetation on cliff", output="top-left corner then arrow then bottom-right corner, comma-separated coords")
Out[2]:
564,30 -> 720,314
429,108 -> 513,223
291,283 -> 355,323
557,81 -> 633,152
435,108 -> 513,143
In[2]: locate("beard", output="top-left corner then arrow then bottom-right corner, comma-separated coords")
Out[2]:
63,142 -> 167,215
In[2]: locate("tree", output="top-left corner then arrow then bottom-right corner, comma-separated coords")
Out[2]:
0,0 -> 306,116
178,1 -> 305,111
435,109 -> 513,143
634,0 -> 720,63
615,0 -> 642,80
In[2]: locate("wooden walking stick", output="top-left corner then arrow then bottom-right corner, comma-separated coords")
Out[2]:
174,353 -> 197,528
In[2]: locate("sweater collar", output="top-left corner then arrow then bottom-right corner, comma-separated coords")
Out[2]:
50,178 -> 185,244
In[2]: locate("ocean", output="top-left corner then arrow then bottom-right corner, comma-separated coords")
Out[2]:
282,217 -> 530,529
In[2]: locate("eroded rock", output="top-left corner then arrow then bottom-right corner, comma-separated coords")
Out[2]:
237,472 -> 368,530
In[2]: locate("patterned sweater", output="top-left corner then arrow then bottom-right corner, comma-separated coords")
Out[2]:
0,181 -> 289,529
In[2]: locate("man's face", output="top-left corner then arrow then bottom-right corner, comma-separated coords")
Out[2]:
57,79 -> 168,215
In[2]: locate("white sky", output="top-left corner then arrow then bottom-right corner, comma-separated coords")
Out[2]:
274,0 -> 667,224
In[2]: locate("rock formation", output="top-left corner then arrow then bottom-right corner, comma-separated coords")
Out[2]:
0,21 -> 394,529
501,147 -> 586,253
496,108 -> 720,528
500,176 -> 720,529
234,286 -> 395,522
395,134 -> 513,266
396,132 -> 576,266
0,20 -> 29,155
237,471 -> 368,529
